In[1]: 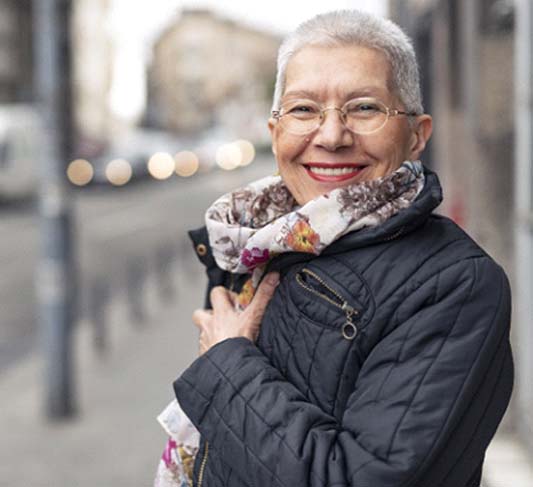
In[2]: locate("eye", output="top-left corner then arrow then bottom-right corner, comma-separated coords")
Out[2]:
344,98 -> 384,116
353,102 -> 380,112
288,104 -> 318,114
359,103 -> 379,111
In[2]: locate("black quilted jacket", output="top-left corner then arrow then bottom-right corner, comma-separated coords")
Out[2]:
174,167 -> 513,487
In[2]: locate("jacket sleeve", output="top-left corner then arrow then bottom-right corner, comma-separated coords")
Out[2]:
173,256 -> 513,487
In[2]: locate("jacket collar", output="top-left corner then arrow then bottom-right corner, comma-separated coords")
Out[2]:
189,166 -> 443,272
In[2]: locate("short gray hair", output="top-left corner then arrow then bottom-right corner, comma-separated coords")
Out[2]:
272,10 -> 423,115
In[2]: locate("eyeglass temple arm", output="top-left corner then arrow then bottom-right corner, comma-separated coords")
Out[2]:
390,108 -> 419,117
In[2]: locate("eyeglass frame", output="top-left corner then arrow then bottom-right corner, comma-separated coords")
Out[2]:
271,97 -> 420,136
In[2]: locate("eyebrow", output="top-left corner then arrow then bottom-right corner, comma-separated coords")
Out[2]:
282,86 -> 387,101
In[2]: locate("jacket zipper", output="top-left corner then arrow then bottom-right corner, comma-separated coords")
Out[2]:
196,440 -> 209,487
295,268 -> 359,340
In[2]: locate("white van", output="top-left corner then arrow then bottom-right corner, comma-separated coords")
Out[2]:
0,105 -> 42,200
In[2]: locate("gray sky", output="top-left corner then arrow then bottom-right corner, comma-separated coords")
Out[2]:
109,0 -> 388,40
163,0 -> 388,35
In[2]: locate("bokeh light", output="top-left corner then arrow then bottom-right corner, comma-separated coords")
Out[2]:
174,151 -> 199,177
105,158 -> 132,186
67,159 -> 94,186
216,143 -> 241,170
148,152 -> 175,180
234,139 -> 255,166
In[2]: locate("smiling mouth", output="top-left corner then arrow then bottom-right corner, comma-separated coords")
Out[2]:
304,163 -> 368,182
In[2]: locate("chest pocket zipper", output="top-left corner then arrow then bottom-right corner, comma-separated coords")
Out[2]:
295,268 -> 359,340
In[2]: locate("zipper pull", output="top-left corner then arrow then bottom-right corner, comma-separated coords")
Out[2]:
341,302 -> 358,340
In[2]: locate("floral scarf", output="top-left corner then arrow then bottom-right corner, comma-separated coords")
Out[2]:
206,160 -> 425,308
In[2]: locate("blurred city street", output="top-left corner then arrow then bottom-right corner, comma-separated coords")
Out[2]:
0,157 -> 273,373
0,161 -> 273,486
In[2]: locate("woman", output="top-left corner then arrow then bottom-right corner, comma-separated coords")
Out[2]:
158,9 -> 513,487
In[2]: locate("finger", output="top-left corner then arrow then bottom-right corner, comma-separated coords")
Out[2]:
227,290 -> 239,305
198,332 -> 208,355
192,308 -> 213,328
247,272 -> 280,318
210,286 -> 234,312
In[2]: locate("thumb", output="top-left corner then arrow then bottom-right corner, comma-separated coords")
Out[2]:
247,272 -> 280,319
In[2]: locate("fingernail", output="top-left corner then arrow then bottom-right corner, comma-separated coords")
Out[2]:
266,272 -> 280,286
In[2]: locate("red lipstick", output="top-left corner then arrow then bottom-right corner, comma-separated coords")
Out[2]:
304,163 -> 368,182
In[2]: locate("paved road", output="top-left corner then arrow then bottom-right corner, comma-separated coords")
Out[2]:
0,159 -> 274,372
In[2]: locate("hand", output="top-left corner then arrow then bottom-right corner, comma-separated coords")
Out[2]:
192,272 -> 280,355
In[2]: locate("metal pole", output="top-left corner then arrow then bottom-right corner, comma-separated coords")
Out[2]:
461,0 -> 480,133
33,0 -> 77,419
514,0 -> 533,452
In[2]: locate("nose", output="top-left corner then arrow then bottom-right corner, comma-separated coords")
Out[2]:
312,108 -> 354,151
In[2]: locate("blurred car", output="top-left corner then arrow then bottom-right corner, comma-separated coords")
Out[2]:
85,129 -> 189,187
192,127 -> 243,172
89,151 -> 149,186
0,105 -> 43,201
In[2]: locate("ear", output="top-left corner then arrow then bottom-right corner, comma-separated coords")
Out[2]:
408,114 -> 433,160
268,117 -> 278,156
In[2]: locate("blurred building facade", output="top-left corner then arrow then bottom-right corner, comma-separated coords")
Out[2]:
148,9 -> 280,141
0,0 -> 114,157
390,0 -> 532,462
0,0 -> 33,103
72,0 -> 113,156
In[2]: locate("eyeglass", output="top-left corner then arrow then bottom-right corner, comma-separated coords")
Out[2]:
271,97 -> 418,136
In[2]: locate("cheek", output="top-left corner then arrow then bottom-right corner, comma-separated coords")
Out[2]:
275,135 -> 307,167
364,129 -> 412,163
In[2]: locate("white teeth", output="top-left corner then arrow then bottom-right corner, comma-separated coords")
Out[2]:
307,166 -> 363,176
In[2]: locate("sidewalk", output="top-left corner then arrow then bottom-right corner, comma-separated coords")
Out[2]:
0,257 -> 531,486
0,257 -> 201,487
483,431 -> 533,487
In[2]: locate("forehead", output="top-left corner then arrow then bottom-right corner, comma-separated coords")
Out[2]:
283,44 -> 393,101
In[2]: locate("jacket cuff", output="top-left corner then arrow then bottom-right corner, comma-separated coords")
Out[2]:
173,337 -> 260,428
